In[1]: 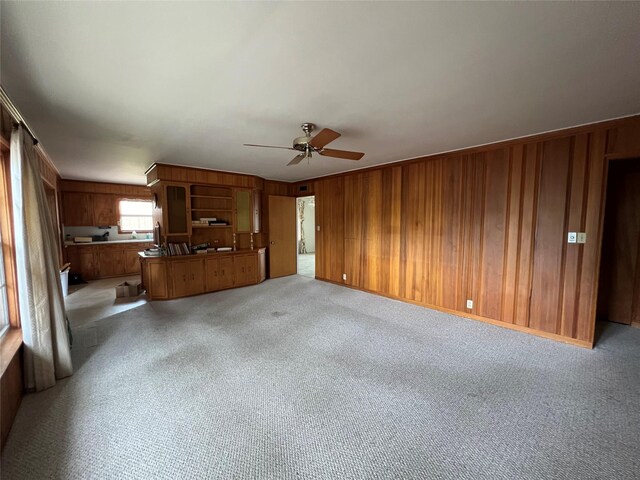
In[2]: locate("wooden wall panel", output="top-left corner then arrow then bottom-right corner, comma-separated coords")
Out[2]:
476,149 -> 510,321
439,157 -> 467,312
575,131 -> 608,343
312,116 -> 640,347
60,180 -> 151,197
529,137 -> 572,334
315,177 -> 344,284
146,163 -> 262,189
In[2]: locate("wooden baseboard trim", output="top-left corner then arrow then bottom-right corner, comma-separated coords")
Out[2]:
631,321 -> 640,329
315,277 -> 594,349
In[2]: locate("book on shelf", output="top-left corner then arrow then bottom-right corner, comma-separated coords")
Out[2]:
166,242 -> 191,256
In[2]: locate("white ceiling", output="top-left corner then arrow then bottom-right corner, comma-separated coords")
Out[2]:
2,2 -> 639,184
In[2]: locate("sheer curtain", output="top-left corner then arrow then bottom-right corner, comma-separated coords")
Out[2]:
10,125 -> 72,391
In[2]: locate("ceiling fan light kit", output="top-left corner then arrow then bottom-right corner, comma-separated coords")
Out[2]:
244,123 -> 364,166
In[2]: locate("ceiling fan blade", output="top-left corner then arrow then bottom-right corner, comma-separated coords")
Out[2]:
308,128 -> 341,148
287,154 -> 306,166
319,148 -> 364,160
244,143 -> 295,150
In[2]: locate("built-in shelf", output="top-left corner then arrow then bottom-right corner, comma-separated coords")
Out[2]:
190,195 -> 232,199
191,208 -> 233,212
191,224 -> 232,228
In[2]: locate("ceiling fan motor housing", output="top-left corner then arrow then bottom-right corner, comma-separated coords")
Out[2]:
293,136 -> 313,151
294,123 -> 317,152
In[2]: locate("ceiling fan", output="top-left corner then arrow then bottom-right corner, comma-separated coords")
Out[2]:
244,123 -> 364,166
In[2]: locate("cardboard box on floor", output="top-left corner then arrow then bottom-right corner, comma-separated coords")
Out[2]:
115,281 -> 142,298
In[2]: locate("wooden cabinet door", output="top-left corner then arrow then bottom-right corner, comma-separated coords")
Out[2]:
235,189 -> 252,233
124,249 -> 141,275
205,257 -> 220,292
63,192 -> 93,226
92,194 -> 117,226
235,254 -> 257,286
189,259 -> 205,295
77,247 -> 96,280
147,260 -> 168,299
218,256 -> 234,289
171,260 -> 192,297
257,249 -> 266,283
252,190 -> 261,233
172,258 -> 204,297
165,184 -> 190,235
96,248 -> 125,278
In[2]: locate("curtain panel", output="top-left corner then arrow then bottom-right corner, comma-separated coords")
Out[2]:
10,125 -> 72,391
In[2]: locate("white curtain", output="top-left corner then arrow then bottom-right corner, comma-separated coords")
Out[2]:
10,125 -> 73,391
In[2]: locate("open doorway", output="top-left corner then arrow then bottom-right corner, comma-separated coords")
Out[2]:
597,158 -> 640,328
296,196 -> 315,278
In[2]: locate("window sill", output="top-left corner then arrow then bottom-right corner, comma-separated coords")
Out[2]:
0,328 -> 22,377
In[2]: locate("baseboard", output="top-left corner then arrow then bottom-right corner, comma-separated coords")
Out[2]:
315,277 -> 594,349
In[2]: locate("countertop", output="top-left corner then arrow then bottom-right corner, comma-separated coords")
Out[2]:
138,247 -> 265,259
65,239 -> 154,246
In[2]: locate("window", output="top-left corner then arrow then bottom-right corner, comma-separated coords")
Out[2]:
118,199 -> 153,232
0,223 -> 9,337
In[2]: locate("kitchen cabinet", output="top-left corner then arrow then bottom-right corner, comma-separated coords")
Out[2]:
124,248 -> 142,274
62,193 -> 93,226
77,247 -> 97,280
95,248 -> 124,278
92,194 -> 118,226
252,190 -> 261,233
204,257 -> 220,291
141,248 -> 265,300
218,256 -> 235,290
66,242 -> 152,280
171,258 -> 205,297
62,192 -> 118,227
165,184 -> 190,235
234,189 -> 261,234
234,253 -> 257,286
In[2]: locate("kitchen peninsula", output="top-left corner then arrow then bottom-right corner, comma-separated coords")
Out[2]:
139,163 -> 270,300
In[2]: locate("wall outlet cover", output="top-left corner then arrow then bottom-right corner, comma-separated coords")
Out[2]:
577,232 -> 587,244
466,299 -> 473,309
567,232 -> 577,243
342,273 -> 347,280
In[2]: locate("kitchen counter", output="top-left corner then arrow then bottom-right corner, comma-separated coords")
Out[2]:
138,248 -> 256,258
65,239 -> 154,246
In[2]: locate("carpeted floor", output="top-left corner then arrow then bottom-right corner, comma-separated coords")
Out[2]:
297,253 -> 315,278
2,276 -> 639,479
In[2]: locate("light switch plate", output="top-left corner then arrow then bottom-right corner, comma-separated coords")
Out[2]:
577,232 -> 587,244
567,232 -> 577,243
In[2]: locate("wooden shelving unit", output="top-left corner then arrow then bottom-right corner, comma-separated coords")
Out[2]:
189,185 -> 233,226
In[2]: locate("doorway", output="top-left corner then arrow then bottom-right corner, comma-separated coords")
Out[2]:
296,196 -> 315,278
597,158 -> 640,327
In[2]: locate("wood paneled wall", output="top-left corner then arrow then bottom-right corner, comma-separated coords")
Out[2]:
146,163 -> 264,189
60,179 -> 151,197
305,116 -> 640,347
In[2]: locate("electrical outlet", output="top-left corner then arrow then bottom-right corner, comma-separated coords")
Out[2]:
466,299 -> 473,309
577,232 -> 587,244
342,273 -> 347,281
567,232 -> 577,243
317,225 -> 321,231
